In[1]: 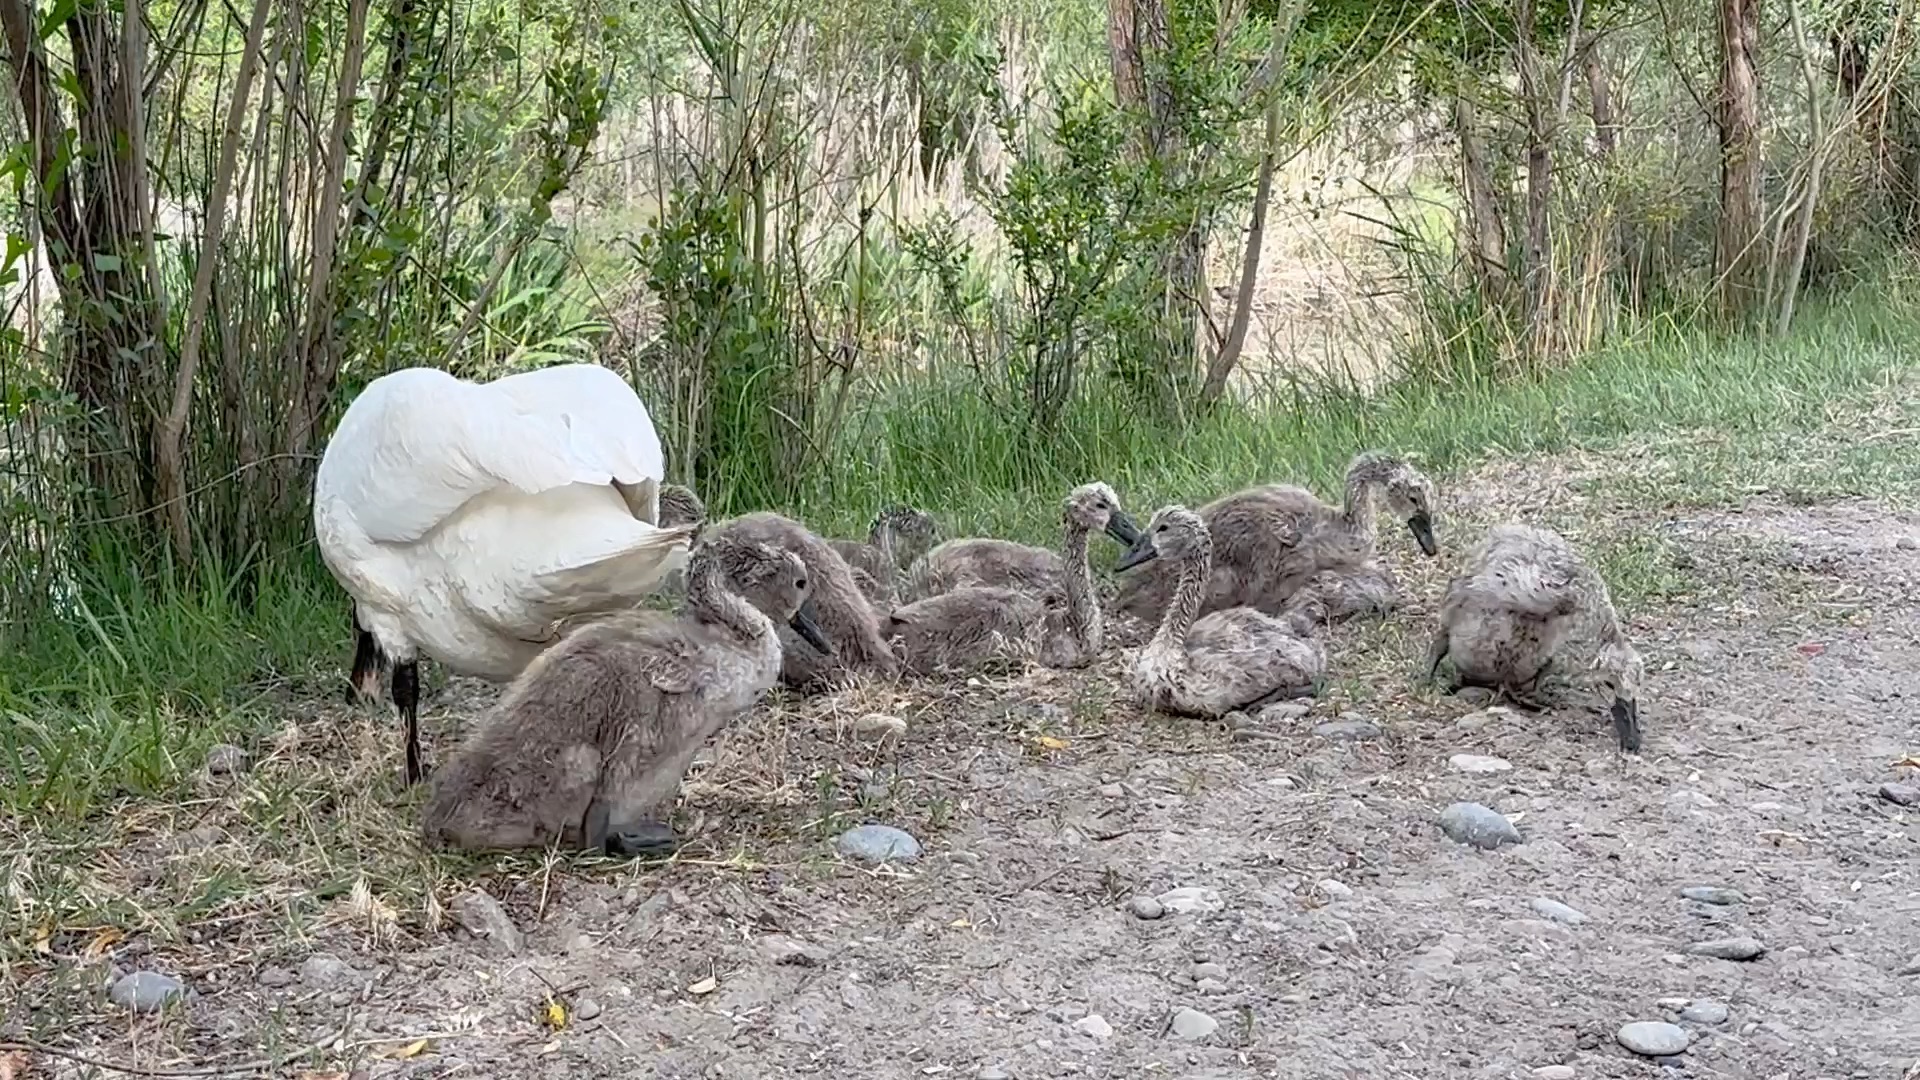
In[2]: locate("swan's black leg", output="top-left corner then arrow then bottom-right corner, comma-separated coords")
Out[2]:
393,660 -> 424,784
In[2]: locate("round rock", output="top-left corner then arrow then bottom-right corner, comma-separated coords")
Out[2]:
1533,1068 -> 1575,1080
835,824 -> 921,863
1529,897 -> 1588,925
1313,718 -> 1382,741
1072,1014 -> 1114,1039
1686,936 -> 1765,961
1448,753 -> 1512,774
204,743 -> 248,776
298,953 -> 354,988
1169,1006 -> 1218,1040
1878,782 -> 1919,806
1154,886 -> 1224,915
1439,802 -> 1522,849
110,971 -> 188,1013
1128,896 -> 1165,920
1616,1021 -> 1690,1057
1679,1000 -> 1729,1025
1678,885 -> 1745,905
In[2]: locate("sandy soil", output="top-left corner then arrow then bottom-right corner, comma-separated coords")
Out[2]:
9,463 -> 1920,1080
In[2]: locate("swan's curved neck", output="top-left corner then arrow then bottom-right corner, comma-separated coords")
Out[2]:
1153,534 -> 1208,655
1061,517 -> 1100,652
687,557 -> 775,644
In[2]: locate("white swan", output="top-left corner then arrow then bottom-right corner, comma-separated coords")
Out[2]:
313,362 -> 696,783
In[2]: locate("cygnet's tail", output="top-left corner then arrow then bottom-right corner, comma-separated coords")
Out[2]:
529,523 -> 697,620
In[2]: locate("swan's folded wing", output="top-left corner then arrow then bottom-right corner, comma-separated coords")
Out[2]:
320,367 -> 622,545
525,523 -> 697,621
487,363 -> 666,487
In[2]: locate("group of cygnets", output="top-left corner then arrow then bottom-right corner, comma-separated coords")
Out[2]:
415,450 -> 1645,859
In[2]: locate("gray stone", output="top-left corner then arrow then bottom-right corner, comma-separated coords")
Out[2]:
451,889 -> 524,956
1679,885 -> 1746,905
1072,1014 -> 1114,1039
298,953 -> 355,988
1194,978 -> 1230,994
1448,753 -> 1513,774
1258,702 -> 1312,723
1313,719 -> 1382,741
1533,1068 -> 1575,1080
1169,1006 -> 1218,1040
1679,1000 -> 1729,1025
1454,687 -> 1495,706
1191,961 -> 1226,980
1154,886 -> 1224,914
1616,1021 -> 1690,1057
762,934 -> 831,967
1878,782 -> 1920,806
1439,802 -> 1522,849
256,966 -> 294,988
1686,936 -> 1765,961
1128,896 -> 1165,920
574,997 -> 602,1021
109,971 -> 188,1013
1318,878 -> 1354,899
205,743 -> 248,775
835,824 -> 921,863
976,1068 -> 1010,1080
1530,897 -> 1589,925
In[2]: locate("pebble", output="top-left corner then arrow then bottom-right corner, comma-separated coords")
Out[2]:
1533,1068 -> 1575,1080
1194,977 -> 1230,994
1317,878 -> 1353,899
1128,896 -> 1166,920
976,1068 -> 1010,1080
204,743 -> 248,775
1312,718 -> 1382,741
1191,961 -> 1226,980
109,971 -> 188,1013
835,824 -> 921,863
1454,687 -> 1495,706
574,997 -> 602,1021
1679,1000 -> 1730,1025
1448,753 -> 1512,774
1438,802 -> 1522,849
1679,885 -> 1746,905
1686,936 -> 1765,961
256,966 -> 295,988
1072,1014 -> 1114,1039
761,934 -> 831,967
1530,897 -> 1589,925
1259,702 -> 1312,722
1878,782 -> 1920,806
451,889 -> 524,956
1097,783 -> 1126,799
1168,1006 -> 1218,1040
298,953 -> 355,988
1616,1021 -> 1690,1057
1154,886 -> 1225,914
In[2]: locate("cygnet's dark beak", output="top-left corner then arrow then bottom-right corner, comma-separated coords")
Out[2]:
1114,531 -> 1160,572
790,598 -> 836,655
1611,696 -> 1642,752
1106,511 -> 1143,546
1407,511 -> 1438,557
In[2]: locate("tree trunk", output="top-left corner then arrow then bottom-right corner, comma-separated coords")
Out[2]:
1454,95 -> 1510,305
1775,0 -> 1828,336
1716,0 -> 1765,319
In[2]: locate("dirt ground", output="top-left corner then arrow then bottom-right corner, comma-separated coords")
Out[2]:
9,455 -> 1920,1080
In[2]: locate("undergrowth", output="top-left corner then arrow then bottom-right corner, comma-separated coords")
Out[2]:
2,281 -> 1918,830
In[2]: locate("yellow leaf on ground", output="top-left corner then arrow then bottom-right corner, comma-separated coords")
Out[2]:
82,928 -> 123,959
376,1039 -> 430,1060
543,1000 -> 568,1029
687,975 -> 718,996
1034,735 -> 1069,751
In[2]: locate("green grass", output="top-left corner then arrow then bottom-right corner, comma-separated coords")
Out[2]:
6,280 -> 1920,819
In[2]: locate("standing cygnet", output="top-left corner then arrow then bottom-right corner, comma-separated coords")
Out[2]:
420,536 -> 833,857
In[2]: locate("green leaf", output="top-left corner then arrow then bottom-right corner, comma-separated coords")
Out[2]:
37,0 -> 76,41
92,253 -> 122,273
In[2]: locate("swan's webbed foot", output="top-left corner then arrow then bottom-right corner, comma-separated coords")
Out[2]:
604,820 -> 681,859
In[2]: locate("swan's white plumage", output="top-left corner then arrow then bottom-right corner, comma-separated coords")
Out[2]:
314,363 -> 692,682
